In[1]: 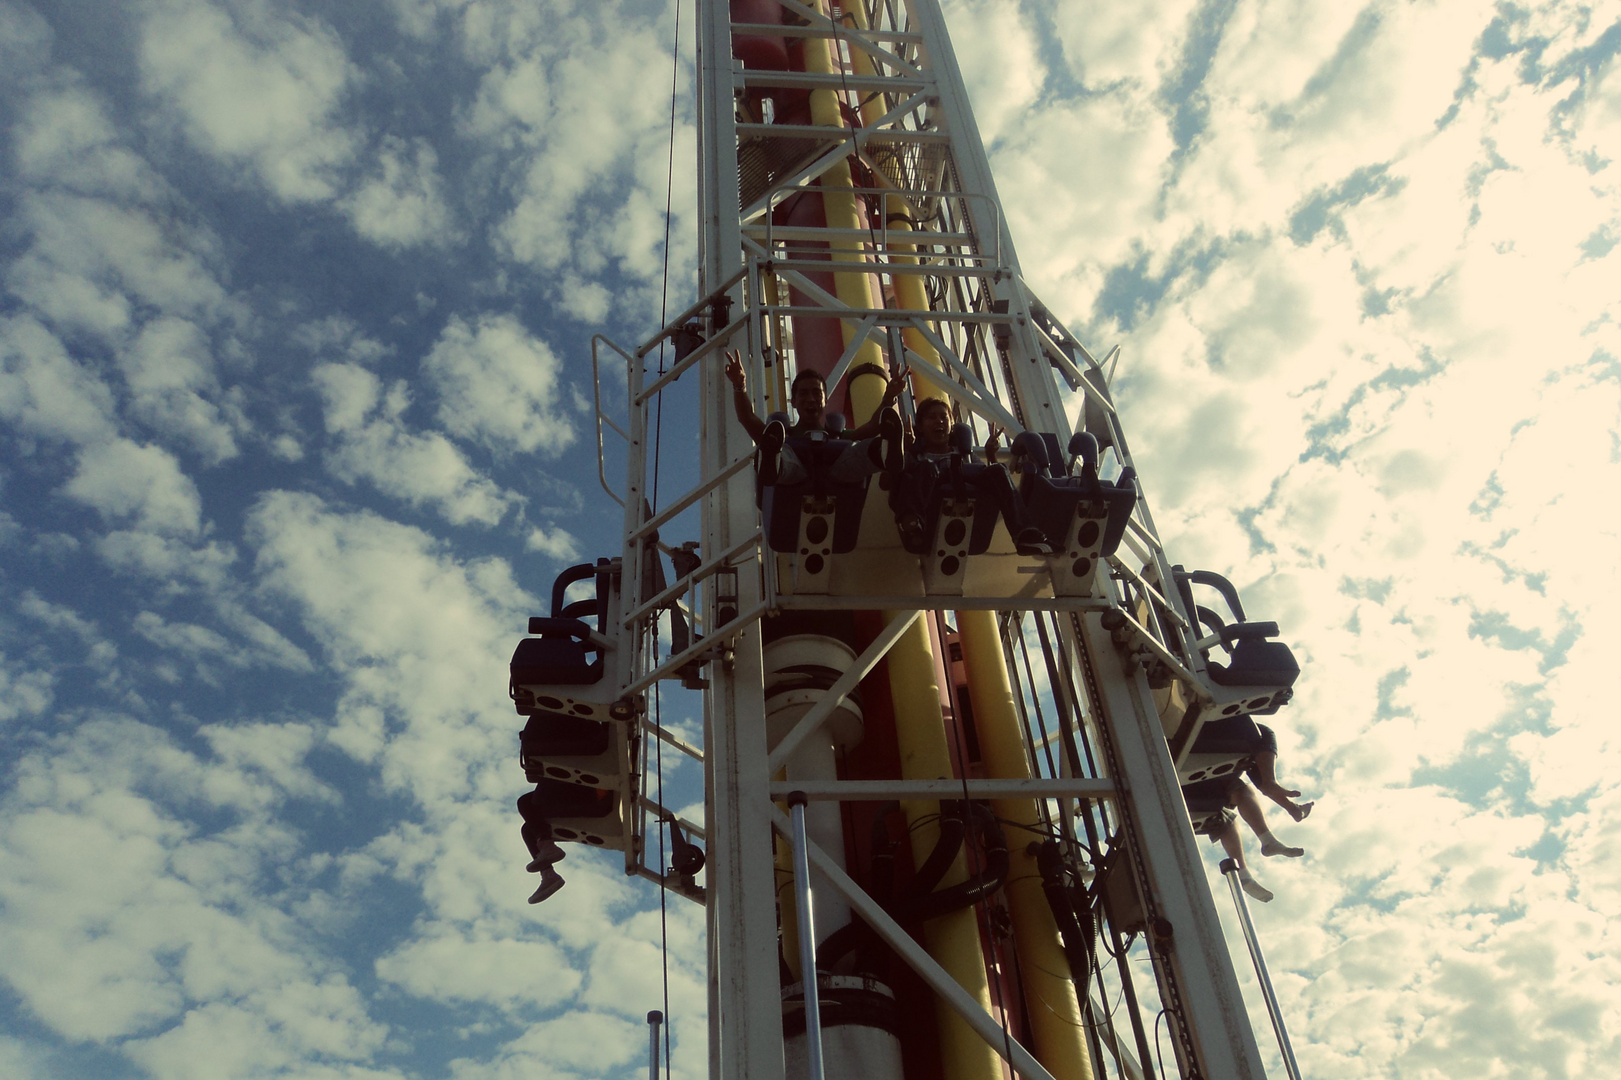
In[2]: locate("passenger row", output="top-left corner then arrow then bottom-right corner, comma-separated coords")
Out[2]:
1154,568 -> 1311,902
728,349 -> 1137,595
503,351 -> 1310,906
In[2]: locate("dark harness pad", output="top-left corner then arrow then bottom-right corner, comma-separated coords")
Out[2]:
520,710 -> 614,785
759,435 -> 870,554
1189,715 -> 1265,755
1020,471 -> 1136,558
510,626 -> 602,687
1208,638 -> 1300,689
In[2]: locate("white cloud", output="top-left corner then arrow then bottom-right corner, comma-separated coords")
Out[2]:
0,1 -> 53,88
422,313 -> 574,456
94,531 -> 239,593
313,362 -> 518,527
1047,0 -> 1201,89
342,136 -> 456,249
0,315 -> 118,444
0,718 -> 386,1064
436,0 -> 698,318
137,0 -> 358,203
446,1011 -> 640,1080
14,82 -> 167,203
122,316 -> 241,463
16,590 -> 101,642
524,524 -> 579,562
133,609 -> 313,675
0,654 -> 54,725
939,0 -> 1043,147
375,928 -> 582,1009
64,438 -> 204,536
246,490 -> 530,803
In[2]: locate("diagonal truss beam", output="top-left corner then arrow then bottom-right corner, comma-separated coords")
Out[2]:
740,87 -> 937,223
768,806 -> 1058,1080
766,610 -> 922,772
902,345 -> 1022,433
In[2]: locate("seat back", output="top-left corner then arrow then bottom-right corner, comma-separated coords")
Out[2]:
520,709 -> 619,787
759,433 -> 871,557
518,780 -> 623,849
1209,639 -> 1300,689
1180,715 -> 1262,785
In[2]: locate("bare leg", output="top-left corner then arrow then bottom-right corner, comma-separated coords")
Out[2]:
1232,782 -> 1303,858
1253,750 -> 1312,822
1216,818 -> 1273,902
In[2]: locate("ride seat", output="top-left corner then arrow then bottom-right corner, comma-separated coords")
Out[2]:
758,413 -> 871,559
520,709 -> 623,788
1173,567 -> 1301,716
1013,431 -> 1138,569
509,562 -> 610,705
518,779 -> 623,849
1207,628 -> 1301,689
1180,715 -> 1263,785
899,424 -> 1002,559
1182,776 -> 1235,836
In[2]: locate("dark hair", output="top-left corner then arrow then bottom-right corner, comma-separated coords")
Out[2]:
791,368 -> 826,390
915,397 -> 951,420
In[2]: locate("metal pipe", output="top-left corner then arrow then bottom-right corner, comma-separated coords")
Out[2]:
769,805 -> 1058,1080
786,792 -> 826,1080
1220,859 -> 1303,1080
647,1010 -> 663,1080
957,609 -> 1094,1080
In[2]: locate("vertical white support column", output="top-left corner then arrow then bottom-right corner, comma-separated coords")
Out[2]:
696,3 -> 784,1079
1071,613 -> 1268,1079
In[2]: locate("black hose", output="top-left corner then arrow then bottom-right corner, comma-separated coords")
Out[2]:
892,801 -> 1008,923
1035,840 -> 1093,995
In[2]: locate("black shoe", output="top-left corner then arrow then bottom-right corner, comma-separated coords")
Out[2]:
1015,527 -> 1054,557
879,408 -> 905,476
759,420 -> 786,486
528,866 -> 565,904
897,512 -> 926,553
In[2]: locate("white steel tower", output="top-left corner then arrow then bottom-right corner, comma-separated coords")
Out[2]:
509,2 -> 1307,1078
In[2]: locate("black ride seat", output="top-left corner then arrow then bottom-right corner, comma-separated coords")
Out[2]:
896,423 -> 1002,556
509,562 -> 609,697
1013,431 -> 1137,559
1172,568 -> 1302,693
758,412 -> 870,556
518,779 -> 620,848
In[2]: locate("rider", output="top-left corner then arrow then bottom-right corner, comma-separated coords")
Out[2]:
724,348 -> 906,485
891,396 -> 1054,557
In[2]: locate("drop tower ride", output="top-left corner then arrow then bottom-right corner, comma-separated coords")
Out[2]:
508,2 -> 1307,1078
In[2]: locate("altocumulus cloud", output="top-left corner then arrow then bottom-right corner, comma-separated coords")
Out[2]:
4,0 -> 1616,1077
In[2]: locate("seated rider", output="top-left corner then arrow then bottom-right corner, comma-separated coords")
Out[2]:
725,348 -> 905,486
1185,774 -> 1305,903
891,397 -> 1053,557
517,790 -> 566,904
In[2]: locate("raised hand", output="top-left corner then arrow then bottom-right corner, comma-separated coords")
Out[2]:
724,348 -> 747,393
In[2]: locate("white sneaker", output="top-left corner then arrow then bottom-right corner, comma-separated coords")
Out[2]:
526,841 -> 565,872
528,867 -> 565,904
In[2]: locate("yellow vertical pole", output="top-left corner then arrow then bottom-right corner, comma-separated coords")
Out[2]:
805,8 -> 1001,1075
849,9 -> 1091,1068
882,613 -> 1003,1080
791,0 -> 888,412
958,613 -> 1096,1080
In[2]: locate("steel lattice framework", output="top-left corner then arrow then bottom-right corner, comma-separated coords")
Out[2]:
574,2 -> 1295,1077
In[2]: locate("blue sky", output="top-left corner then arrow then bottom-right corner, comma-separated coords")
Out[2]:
2,0 -> 1618,1078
